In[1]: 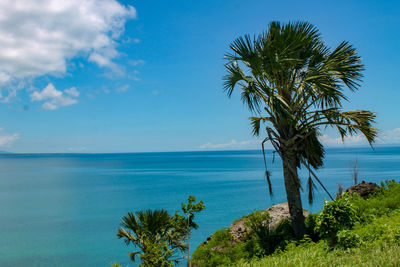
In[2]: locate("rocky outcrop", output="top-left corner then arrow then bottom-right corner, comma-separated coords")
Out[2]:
201,202 -> 309,245
229,203 -> 309,242
345,181 -> 379,199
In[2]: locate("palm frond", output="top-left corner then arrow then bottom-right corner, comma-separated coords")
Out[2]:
326,41 -> 364,91
298,129 -> 325,169
266,170 -> 273,196
250,116 -> 268,136
240,81 -> 262,112
307,176 -> 317,204
128,251 -> 139,262
117,228 -> 137,245
223,62 -> 246,97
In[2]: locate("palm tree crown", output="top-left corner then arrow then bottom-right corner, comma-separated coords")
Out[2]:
117,209 -> 186,264
223,21 -> 377,238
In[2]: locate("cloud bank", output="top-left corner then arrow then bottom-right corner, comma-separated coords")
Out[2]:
0,0 -> 136,97
378,128 -> 400,144
200,139 -> 261,149
30,83 -> 79,110
319,128 -> 400,146
200,128 -> 400,150
0,128 -> 19,147
318,134 -> 367,146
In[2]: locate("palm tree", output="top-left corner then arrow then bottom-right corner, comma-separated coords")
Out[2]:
223,21 -> 377,238
117,209 -> 186,265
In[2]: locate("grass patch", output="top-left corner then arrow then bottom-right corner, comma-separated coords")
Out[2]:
239,212 -> 400,266
238,238 -> 400,267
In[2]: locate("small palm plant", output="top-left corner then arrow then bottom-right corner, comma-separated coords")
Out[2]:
117,209 -> 186,266
223,21 -> 377,238
172,196 -> 205,267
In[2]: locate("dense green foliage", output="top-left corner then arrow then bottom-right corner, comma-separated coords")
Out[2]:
351,180 -> 400,221
117,209 -> 183,266
316,193 -> 359,246
191,210 -> 311,266
239,212 -> 400,266
193,180 -> 400,267
116,196 -> 204,266
245,211 -> 296,256
192,228 -> 251,266
138,241 -> 174,267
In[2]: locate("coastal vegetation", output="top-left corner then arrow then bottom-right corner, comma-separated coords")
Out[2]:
191,180 -> 400,266
115,21 -> 389,266
116,196 -> 204,266
223,21 -> 377,238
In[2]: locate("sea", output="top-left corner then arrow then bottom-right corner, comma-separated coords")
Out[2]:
0,146 -> 399,266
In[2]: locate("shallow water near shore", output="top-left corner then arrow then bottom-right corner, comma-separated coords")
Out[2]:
0,147 -> 399,266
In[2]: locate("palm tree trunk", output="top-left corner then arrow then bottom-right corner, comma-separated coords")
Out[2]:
282,148 -> 306,239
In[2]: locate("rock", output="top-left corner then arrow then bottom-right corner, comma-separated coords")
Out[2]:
345,181 -> 379,199
201,236 -> 213,246
211,246 -> 223,252
199,203 -> 309,246
228,202 -> 309,242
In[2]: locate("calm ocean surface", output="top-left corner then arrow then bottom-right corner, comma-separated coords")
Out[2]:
0,147 -> 399,266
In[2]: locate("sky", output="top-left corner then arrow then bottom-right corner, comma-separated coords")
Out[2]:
0,0 -> 399,153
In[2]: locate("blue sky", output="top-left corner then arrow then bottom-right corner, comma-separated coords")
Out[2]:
0,0 -> 399,153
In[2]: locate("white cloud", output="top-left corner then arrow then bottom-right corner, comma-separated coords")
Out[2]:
129,59 -> 145,66
67,147 -> 87,152
132,70 -> 141,81
116,84 -> 129,93
201,128 -> 400,151
378,128 -> 400,144
30,84 -> 62,101
30,83 -> 79,110
65,87 -> 80,97
0,128 -> 19,147
0,134 -> 19,147
0,87 -> 18,103
319,134 -> 367,146
319,128 -> 400,146
200,139 -> 263,149
0,0 -> 136,87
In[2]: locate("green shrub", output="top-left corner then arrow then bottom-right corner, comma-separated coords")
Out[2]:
350,210 -> 400,246
351,180 -> 400,223
304,213 -> 320,242
138,241 -> 173,267
245,210 -> 296,255
191,228 -> 250,267
316,193 -> 359,246
267,219 -> 295,252
192,211 -> 298,266
244,210 -> 270,239
337,230 -> 361,249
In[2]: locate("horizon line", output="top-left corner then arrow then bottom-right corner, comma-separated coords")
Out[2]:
2,144 -> 400,155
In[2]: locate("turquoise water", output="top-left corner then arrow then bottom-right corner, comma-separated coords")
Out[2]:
0,147 -> 399,266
